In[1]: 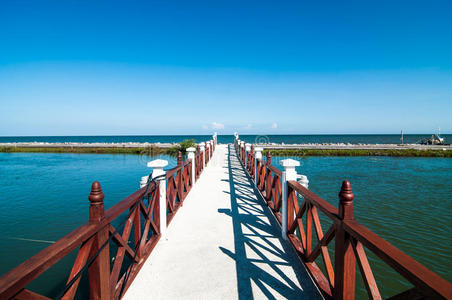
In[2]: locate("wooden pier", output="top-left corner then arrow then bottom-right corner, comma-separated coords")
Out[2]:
0,133 -> 451,299
125,144 -> 321,299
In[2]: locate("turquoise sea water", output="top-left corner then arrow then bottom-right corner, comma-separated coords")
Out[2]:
269,155 -> 452,297
0,149 -> 450,297
0,152 -> 177,297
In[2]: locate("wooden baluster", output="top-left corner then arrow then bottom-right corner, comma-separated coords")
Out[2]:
306,203 -> 312,256
256,161 -> 260,186
133,203 -> 141,253
154,183 -> 160,233
249,149 -> 253,172
242,144 -> 244,161
287,185 -> 295,233
246,148 -> 249,171
250,145 -> 254,176
88,182 -> 110,300
177,152 -> 183,204
334,180 -> 356,300
196,145 -> 200,176
188,161 -> 192,189
265,152 -> 272,204
259,162 -> 265,191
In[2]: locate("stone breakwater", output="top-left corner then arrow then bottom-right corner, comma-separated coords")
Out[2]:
0,142 -> 451,150
258,143 -> 452,150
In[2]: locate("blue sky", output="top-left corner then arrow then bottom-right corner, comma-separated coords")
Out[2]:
1,0 -> 451,135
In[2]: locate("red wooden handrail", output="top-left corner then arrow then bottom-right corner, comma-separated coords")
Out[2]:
343,220 -> 452,299
238,144 -> 452,299
0,182 -> 158,300
0,142 -> 216,299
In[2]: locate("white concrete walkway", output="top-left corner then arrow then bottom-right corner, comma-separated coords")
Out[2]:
124,144 -> 322,300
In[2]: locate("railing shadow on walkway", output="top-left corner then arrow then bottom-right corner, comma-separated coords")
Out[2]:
218,144 -> 322,299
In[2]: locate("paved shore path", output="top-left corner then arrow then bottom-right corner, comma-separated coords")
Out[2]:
124,144 -> 321,300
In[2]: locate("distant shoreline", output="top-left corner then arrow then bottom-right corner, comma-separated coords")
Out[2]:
1,142 -> 451,157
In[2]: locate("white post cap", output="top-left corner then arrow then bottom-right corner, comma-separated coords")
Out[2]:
254,147 -> 263,153
281,159 -> 300,168
187,147 -> 196,159
147,159 -> 168,168
245,143 -> 251,151
147,159 -> 168,179
298,174 -> 309,189
140,175 -> 149,188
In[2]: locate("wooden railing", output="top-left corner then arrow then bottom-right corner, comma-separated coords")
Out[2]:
0,139 -> 216,299
235,137 -> 452,299
195,145 -> 204,180
0,180 -> 162,300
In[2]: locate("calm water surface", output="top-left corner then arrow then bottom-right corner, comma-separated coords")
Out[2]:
0,152 -> 177,297
270,155 -> 452,297
0,152 -> 450,298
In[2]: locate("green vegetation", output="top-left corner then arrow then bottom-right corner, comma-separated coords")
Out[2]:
166,139 -> 197,156
0,139 -> 199,156
263,148 -> 452,158
0,146 -> 169,155
3,144 -> 450,158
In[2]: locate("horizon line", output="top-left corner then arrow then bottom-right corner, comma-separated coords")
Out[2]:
0,133 -> 450,137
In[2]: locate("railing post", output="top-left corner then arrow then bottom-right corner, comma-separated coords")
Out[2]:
211,140 -> 214,156
280,159 -> 300,240
245,143 -> 251,171
199,142 -> 205,167
241,141 -> 245,163
88,182 -> 110,300
147,159 -> 168,238
254,147 -> 262,182
334,180 -> 356,300
207,141 -> 211,159
187,147 -> 196,185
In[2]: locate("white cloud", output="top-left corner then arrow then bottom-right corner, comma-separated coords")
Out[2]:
212,122 -> 225,130
245,123 -> 252,129
202,124 -> 208,130
271,122 -> 278,129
